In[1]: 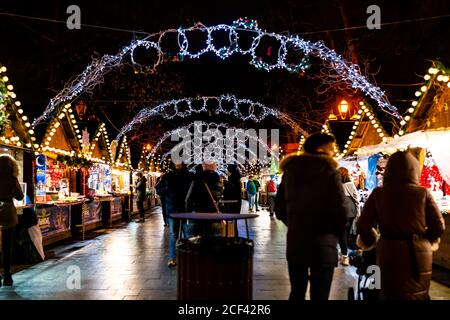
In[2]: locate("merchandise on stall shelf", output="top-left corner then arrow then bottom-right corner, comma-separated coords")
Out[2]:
112,168 -> 130,194
88,163 -> 112,196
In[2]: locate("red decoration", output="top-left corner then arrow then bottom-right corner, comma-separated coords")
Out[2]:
420,165 -> 450,194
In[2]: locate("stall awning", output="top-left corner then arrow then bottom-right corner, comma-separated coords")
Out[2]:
356,129 -> 450,185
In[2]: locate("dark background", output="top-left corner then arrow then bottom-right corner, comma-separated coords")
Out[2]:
1,0 -> 450,164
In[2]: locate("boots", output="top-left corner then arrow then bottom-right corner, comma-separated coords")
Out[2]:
2,273 -> 13,286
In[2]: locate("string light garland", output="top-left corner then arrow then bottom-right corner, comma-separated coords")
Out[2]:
88,122 -> 114,164
116,94 -> 306,140
321,101 -> 389,158
33,18 -> 400,127
40,103 -> 84,157
147,122 -> 276,172
0,64 -> 37,150
114,136 -> 132,169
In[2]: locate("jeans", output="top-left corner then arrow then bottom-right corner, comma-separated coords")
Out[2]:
160,196 -> 167,225
168,218 -> 180,260
1,227 -> 14,276
268,194 -> 276,215
288,262 -> 335,301
137,200 -> 145,219
247,193 -> 255,210
338,217 -> 355,256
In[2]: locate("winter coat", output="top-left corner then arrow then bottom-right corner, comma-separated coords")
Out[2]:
246,180 -> 256,195
275,153 -> 347,267
342,181 -> 360,218
0,175 -> 24,228
161,168 -> 194,214
223,172 -> 242,213
186,170 -> 223,213
253,179 -> 260,191
136,177 -> 147,202
357,151 -> 445,300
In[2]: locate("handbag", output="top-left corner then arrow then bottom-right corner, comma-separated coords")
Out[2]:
202,181 -> 235,237
0,200 -> 18,228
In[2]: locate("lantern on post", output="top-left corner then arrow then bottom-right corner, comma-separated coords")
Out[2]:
338,100 -> 349,120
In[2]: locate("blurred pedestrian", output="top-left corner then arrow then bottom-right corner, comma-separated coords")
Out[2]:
246,178 -> 256,212
275,133 -> 347,300
357,151 -> 445,300
266,176 -> 277,217
222,164 -> 242,214
0,154 -> 24,287
337,167 -> 360,266
135,172 -> 147,222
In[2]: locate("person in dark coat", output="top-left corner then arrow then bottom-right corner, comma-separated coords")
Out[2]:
185,161 -> 223,237
222,164 -> 242,214
275,133 -> 347,301
186,161 -> 223,213
163,162 -> 194,267
155,175 -> 168,227
357,151 -> 445,300
0,154 -> 24,287
135,172 -> 147,222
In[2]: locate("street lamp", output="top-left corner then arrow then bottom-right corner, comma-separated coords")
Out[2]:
338,100 -> 349,120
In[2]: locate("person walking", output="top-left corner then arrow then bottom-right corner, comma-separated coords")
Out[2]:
185,161 -> 223,236
357,151 -> 445,300
266,176 -> 277,217
0,154 -> 24,287
163,162 -> 194,267
155,175 -> 168,227
337,167 -> 360,266
246,178 -> 257,212
252,176 -> 261,211
222,164 -> 242,214
275,133 -> 347,301
135,172 -> 147,222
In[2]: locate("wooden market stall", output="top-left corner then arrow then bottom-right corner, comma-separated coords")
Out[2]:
111,136 -> 132,222
396,62 -> 450,270
77,122 -> 115,233
36,103 -> 87,245
0,63 -> 37,213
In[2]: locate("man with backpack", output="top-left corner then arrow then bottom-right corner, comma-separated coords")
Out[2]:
267,176 -> 277,217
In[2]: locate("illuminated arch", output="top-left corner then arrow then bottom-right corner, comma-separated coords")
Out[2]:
33,18 -> 401,127
116,94 -> 306,140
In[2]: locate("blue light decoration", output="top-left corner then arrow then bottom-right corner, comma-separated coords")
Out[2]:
116,94 -> 306,140
35,154 -> 47,197
366,154 -> 381,191
33,18 -> 401,127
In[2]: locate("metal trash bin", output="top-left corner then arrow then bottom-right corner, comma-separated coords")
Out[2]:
171,212 -> 258,300
177,236 -> 253,300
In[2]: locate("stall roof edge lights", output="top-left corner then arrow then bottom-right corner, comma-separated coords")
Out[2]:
0,63 -> 38,151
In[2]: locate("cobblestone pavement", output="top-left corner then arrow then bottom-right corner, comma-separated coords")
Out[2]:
1,204 -> 449,300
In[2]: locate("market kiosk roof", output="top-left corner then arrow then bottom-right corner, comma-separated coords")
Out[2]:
136,146 -> 150,172
89,122 -> 114,164
0,63 -> 38,151
321,100 -> 389,158
39,103 -> 83,156
114,136 -> 132,170
397,61 -> 450,136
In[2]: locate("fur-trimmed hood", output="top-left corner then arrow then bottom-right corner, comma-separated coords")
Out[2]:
279,152 -> 338,173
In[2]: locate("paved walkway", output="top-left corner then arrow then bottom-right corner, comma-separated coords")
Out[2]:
1,204 -> 449,300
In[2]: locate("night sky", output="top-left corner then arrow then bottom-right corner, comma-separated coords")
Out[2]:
1,0 -> 450,164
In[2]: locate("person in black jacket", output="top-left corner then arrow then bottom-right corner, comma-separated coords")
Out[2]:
135,172 -> 147,222
222,164 -> 242,214
0,154 -> 24,287
275,133 -> 347,301
162,162 -> 194,267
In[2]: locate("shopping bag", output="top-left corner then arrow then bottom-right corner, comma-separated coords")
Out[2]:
28,225 -> 45,260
